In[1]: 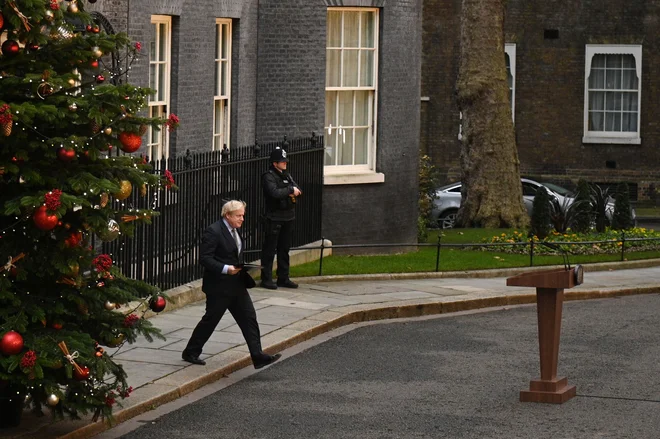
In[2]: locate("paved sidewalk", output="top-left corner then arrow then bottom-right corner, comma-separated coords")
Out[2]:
4,263 -> 660,439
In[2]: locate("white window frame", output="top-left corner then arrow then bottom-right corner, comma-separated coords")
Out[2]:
505,43 -> 516,123
583,44 -> 642,145
324,7 -> 383,185
213,19 -> 232,152
148,15 -> 172,160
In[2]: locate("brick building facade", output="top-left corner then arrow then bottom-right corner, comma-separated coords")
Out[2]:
88,0 -> 422,246
422,0 -> 660,201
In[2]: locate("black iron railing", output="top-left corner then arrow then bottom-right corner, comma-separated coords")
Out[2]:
104,134 -> 324,290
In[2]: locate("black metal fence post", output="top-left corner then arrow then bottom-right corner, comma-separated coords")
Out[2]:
621,231 -> 626,261
435,234 -> 442,272
318,237 -> 325,276
529,238 -> 534,267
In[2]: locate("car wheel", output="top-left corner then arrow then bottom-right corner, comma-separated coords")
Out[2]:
438,209 -> 458,229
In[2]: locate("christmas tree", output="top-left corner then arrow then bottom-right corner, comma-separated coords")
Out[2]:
0,0 -> 174,424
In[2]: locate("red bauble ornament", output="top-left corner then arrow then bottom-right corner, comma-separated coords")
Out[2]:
118,132 -> 142,153
92,26 -> 100,34
64,231 -> 83,248
1,40 -> 19,56
73,366 -> 90,381
96,75 -> 105,83
33,205 -> 59,231
0,13 -> 4,31
90,59 -> 99,68
0,331 -> 24,356
149,296 -> 166,313
85,24 -> 92,32
27,43 -> 40,51
57,147 -> 76,162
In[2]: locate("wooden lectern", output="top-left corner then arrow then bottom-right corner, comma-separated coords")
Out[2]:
506,266 -> 583,404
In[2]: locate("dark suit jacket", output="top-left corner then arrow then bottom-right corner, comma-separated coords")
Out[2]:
200,220 -> 255,295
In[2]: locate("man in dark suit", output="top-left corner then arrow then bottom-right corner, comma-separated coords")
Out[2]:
182,200 -> 281,368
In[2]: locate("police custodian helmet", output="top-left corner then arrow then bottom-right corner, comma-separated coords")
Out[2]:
269,147 -> 289,163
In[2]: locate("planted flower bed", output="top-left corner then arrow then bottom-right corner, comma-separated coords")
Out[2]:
484,228 -> 660,255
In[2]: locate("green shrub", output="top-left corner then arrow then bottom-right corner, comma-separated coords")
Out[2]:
590,183 -> 611,233
612,182 -> 634,230
549,196 -> 586,233
572,179 -> 593,234
418,155 -> 438,241
530,186 -> 552,239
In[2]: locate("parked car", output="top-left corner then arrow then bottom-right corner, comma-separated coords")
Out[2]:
431,178 -> 634,229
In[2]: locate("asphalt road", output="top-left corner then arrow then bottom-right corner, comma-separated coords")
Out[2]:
117,294 -> 660,439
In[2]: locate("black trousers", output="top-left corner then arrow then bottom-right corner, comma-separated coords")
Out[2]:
261,219 -> 293,281
184,288 -> 262,359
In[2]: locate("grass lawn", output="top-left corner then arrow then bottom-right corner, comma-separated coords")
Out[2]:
288,228 -> 660,278
635,206 -> 660,217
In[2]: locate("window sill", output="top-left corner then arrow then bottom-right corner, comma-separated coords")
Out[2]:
324,172 -> 385,185
582,136 -> 641,145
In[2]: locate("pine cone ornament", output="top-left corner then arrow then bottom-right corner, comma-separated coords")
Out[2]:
1,121 -> 11,136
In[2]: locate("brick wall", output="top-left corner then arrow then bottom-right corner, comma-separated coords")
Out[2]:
322,1 -> 423,247
255,1 -> 327,142
90,0 -> 423,246
89,0 -> 258,155
423,0 -> 660,200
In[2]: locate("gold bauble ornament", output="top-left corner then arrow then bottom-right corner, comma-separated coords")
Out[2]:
104,127 -> 112,135
69,262 -> 80,277
92,46 -> 103,58
44,10 -> 55,23
98,218 -> 120,242
104,301 -> 116,311
68,103 -> 78,112
46,393 -> 60,407
113,180 -> 132,201
68,78 -> 76,86
50,360 -> 63,370
107,333 -> 125,348
67,2 -> 79,13
37,82 -> 54,99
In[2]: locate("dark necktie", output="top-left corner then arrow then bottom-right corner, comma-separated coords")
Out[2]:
231,228 -> 241,254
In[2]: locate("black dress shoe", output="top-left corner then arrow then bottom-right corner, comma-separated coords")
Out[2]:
260,280 -> 278,290
253,353 -> 282,369
182,352 -> 206,365
277,279 -> 298,289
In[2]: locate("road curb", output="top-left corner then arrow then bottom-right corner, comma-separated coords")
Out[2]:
54,283 -> 660,439
128,258 -> 660,319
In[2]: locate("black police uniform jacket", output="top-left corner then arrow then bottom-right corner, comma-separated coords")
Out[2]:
262,166 -> 298,222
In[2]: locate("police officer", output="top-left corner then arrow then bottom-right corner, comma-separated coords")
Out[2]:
260,147 -> 302,289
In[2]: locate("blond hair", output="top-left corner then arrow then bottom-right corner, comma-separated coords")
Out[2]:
222,200 -> 246,217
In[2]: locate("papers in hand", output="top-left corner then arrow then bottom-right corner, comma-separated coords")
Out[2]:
237,263 -> 262,270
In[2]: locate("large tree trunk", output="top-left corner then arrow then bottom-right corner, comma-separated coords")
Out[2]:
455,0 -> 529,229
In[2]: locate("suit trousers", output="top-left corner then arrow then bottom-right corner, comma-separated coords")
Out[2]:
184,288 -> 262,358
261,219 -> 293,281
